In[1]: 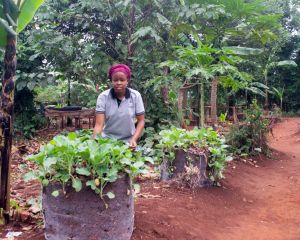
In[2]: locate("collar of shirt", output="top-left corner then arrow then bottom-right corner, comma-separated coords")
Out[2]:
110,88 -> 131,100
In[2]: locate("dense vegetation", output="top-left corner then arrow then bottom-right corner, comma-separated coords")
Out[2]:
0,0 -> 298,137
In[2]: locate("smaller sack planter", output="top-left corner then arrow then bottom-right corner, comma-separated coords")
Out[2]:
161,149 -> 210,187
157,127 -> 232,187
24,130 -> 152,240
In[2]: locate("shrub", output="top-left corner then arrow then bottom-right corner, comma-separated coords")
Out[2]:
226,100 -> 269,156
156,127 -> 232,182
14,88 -> 48,139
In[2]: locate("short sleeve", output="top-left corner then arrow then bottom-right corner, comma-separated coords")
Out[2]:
135,93 -> 145,116
96,94 -> 106,113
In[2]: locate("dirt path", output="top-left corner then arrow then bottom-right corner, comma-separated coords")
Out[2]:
132,118 -> 300,240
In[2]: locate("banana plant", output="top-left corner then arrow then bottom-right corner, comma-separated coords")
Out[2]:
263,60 -> 297,108
272,86 -> 285,111
0,0 -> 45,224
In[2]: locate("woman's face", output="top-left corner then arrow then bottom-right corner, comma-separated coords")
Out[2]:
111,72 -> 128,94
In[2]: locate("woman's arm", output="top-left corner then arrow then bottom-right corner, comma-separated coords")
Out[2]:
129,114 -> 145,150
92,113 -> 105,139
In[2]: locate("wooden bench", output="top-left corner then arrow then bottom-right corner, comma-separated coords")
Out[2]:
45,109 -> 95,129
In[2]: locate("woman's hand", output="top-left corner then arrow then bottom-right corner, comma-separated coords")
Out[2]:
129,138 -> 137,151
92,113 -> 105,139
129,115 -> 144,151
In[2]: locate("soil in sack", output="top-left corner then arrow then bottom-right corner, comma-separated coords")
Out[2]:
43,175 -> 134,240
161,149 -> 211,187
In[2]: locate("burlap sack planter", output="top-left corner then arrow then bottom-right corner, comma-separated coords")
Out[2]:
43,175 -> 134,240
161,149 -> 211,187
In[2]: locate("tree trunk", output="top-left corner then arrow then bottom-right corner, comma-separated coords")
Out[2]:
160,67 -> 170,104
127,0 -> 136,66
199,82 -> 205,128
0,36 -> 17,224
210,77 -> 218,126
264,70 -> 268,109
178,87 -> 186,129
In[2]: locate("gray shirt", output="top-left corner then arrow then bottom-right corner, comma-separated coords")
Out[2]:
96,88 -> 145,141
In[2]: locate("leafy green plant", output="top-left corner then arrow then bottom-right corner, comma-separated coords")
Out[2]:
272,86 -> 284,111
156,127 -> 232,182
226,100 -> 269,156
219,112 -> 228,123
24,131 -> 152,202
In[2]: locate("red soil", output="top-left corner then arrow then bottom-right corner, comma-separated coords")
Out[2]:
132,118 -> 300,240
1,118 -> 300,240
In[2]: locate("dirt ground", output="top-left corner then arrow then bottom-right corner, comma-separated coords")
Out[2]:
1,118 -> 300,240
132,117 -> 300,240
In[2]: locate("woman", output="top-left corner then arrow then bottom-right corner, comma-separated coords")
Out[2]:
92,64 -> 145,150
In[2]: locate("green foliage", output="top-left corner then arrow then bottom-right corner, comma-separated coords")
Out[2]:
24,130 -> 152,200
226,100 -> 269,156
34,79 -> 106,108
156,127 -> 232,181
282,110 -> 300,117
14,88 -> 47,139
0,0 -> 45,47
1,0 -> 298,141
34,85 -> 66,106
219,112 -> 227,123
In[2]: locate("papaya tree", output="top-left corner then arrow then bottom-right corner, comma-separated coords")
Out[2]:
0,0 -> 45,224
154,35 -> 252,128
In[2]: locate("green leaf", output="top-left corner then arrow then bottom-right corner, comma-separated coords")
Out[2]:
76,167 -> 91,176
86,180 -> 97,190
23,171 -> 37,182
42,179 -> 49,186
72,178 -> 82,192
156,13 -> 171,29
144,156 -> 154,164
29,52 -> 41,61
225,47 -> 263,55
17,0 -> 46,33
120,158 -> 132,165
27,81 -> 36,90
106,192 -> 115,199
133,161 -> 145,169
276,60 -> 297,67
246,87 -> 266,97
43,157 -> 58,169
51,190 -> 59,197
68,132 -> 77,140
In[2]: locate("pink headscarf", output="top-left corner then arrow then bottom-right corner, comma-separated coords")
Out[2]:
108,64 -> 131,81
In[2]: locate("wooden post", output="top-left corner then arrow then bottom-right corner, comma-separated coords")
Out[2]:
232,106 -> 238,123
178,87 -> 186,128
210,77 -> 218,126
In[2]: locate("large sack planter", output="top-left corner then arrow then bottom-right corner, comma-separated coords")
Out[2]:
43,175 -> 134,240
161,149 -> 211,187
